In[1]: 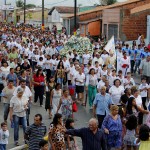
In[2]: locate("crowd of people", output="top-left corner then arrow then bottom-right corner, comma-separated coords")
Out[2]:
0,22 -> 150,150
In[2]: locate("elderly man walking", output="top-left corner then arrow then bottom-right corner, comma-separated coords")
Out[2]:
139,55 -> 150,84
66,118 -> 107,150
93,86 -> 112,128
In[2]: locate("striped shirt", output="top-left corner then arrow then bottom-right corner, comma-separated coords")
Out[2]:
66,128 -> 107,150
25,123 -> 47,150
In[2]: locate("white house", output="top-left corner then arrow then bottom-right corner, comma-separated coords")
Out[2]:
48,6 -> 75,30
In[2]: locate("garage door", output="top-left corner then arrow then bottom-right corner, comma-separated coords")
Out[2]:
108,24 -> 118,40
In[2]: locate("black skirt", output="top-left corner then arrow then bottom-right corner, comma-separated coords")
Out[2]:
45,92 -> 50,110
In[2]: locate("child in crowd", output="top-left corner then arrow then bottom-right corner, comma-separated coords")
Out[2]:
65,118 -> 78,150
138,124 -> 150,150
139,77 -> 149,110
124,115 -> 138,150
39,139 -> 49,150
0,122 -> 9,150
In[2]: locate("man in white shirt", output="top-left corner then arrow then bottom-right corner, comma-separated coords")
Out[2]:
92,53 -> 104,66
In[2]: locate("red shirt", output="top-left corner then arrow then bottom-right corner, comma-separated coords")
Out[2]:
33,74 -> 45,86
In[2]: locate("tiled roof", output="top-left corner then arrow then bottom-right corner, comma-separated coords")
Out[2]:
48,6 -> 76,15
131,3 -> 150,14
78,0 -> 141,16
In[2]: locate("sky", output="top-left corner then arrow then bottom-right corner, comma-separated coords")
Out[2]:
1,0 -> 126,8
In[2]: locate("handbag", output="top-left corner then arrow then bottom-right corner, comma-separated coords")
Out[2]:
72,102 -> 78,112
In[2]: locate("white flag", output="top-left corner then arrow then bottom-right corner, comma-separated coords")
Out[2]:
104,35 -> 116,55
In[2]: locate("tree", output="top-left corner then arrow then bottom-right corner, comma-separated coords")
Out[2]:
100,0 -> 117,5
26,4 -> 36,9
26,12 -> 32,20
16,0 -> 24,8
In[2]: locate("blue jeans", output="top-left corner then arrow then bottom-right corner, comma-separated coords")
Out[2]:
13,115 -> 27,142
3,103 -> 10,121
134,60 -> 141,73
0,144 -> 6,150
57,78 -> 63,84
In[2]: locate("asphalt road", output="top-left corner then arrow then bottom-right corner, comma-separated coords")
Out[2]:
0,74 -> 141,150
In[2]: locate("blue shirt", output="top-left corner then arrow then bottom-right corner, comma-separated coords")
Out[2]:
66,128 -> 107,150
128,49 -> 135,60
122,47 -> 130,55
135,49 -> 142,60
93,93 -> 112,115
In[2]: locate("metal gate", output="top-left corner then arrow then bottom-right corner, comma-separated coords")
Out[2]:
108,24 -> 118,40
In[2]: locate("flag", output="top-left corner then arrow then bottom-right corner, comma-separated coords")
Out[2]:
104,35 -> 116,55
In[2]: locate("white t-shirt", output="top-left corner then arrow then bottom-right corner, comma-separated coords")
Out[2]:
75,73 -> 85,86
108,75 -> 117,86
83,54 -> 91,65
13,86 -> 32,98
131,95 -> 142,107
139,83 -> 149,97
10,95 -> 29,117
97,80 -> 105,90
124,78 -> 135,89
100,70 -> 108,77
109,85 -> 124,104
101,54 -> 108,63
94,66 -> 101,79
0,129 -> 9,144
44,59 -> 51,69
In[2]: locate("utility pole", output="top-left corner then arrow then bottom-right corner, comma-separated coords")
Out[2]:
74,0 -> 77,34
4,0 -> 6,21
42,0 -> 44,31
24,0 -> 26,23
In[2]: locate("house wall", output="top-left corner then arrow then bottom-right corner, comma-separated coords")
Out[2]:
51,9 -> 60,23
79,11 -> 102,22
121,9 -> 150,41
78,0 -> 150,40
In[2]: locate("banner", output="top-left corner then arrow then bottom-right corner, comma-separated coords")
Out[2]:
104,35 -> 116,55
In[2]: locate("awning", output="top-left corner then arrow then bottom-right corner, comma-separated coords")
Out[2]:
79,17 -> 102,24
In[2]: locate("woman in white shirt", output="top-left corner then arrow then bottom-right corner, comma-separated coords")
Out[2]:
101,50 -> 109,64
10,87 -> 28,146
139,77 -> 149,110
85,68 -> 97,109
124,72 -> 135,89
44,55 -> 51,81
109,79 -> 124,104
1,62 -> 10,78
131,89 -> 144,125
75,67 -> 85,105
50,54 -> 57,76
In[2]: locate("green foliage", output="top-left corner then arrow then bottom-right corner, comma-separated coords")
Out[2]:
26,13 -> 32,20
101,0 -> 117,5
16,0 -> 24,7
107,0 -> 117,5
26,4 -> 36,8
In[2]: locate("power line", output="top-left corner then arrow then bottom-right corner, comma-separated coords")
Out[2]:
39,0 -> 70,7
